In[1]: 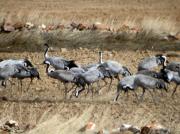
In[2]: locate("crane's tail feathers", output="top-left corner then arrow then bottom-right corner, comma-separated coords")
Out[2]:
122,66 -> 132,76
24,59 -> 34,67
67,60 -> 78,68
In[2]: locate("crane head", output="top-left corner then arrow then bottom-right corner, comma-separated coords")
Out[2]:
44,43 -> 49,48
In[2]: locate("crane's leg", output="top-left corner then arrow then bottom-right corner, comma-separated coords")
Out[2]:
114,86 -> 123,102
86,85 -> 90,96
123,88 -> 129,99
160,89 -> 164,97
172,84 -> 178,97
63,83 -> 68,99
17,80 -> 20,91
148,89 -> 157,104
69,85 -> 78,99
67,84 -> 76,93
115,74 -> 120,81
75,86 -> 85,97
58,81 -> 63,96
140,88 -> 146,101
7,79 -> 14,89
133,90 -> 139,100
95,81 -> 101,95
90,84 -> 94,99
108,78 -> 113,91
26,78 -> 33,91
20,80 -> 23,94
102,78 -> 108,87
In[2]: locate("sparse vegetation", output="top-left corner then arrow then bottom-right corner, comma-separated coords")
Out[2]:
0,0 -> 179,52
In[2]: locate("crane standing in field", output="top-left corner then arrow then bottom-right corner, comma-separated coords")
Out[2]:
12,67 -> 40,92
99,60 -> 131,90
0,59 -> 33,68
138,54 -> 167,71
114,74 -> 167,102
73,65 -> 112,98
0,64 -> 26,88
45,63 -> 77,99
43,43 -> 78,70
161,68 -> 180,97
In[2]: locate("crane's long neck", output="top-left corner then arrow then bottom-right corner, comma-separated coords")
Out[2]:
44,46 -> 49,58
99,51 -> 103,64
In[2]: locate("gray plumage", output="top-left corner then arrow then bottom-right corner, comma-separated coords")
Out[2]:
114,74 -> 167,101
161,68 -> 180,96
165,62 -> 180,73
46,63 -> 77,98
97,60 -> 131,91
137,70 -> 163,79
46,64 -> 76,83
0,59 -> 33,68
73,67 -> 105,97
99,60 -> 131,77
0,64 -> 25,87
13,67 -> 40,80
70,67 -> 85,74
0,58 -> 33,87
75,69 -> 104,85
43,44 -> 78,70
138,55 -> 167,71
12,67 -> 40,91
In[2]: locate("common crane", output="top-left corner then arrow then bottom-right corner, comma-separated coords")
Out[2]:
165,62 -> 180,73
73,66 -> 109,98
12,67 -> 40,92
99,60 -> 131,89
70,67 -> 85,74
43,43 -> 78,70
45,63 -> 77,99
0,59 -> 33,68
137,70 -> 163,79
114,74 -> 167,102
161,68 -> 180,97
0,64 -> 26,88
138,54 -> 167,71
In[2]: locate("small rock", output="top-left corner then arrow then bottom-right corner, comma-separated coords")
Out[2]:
5,120 -> 18,128
175,32 -> 180,40
98,129 -> 110,134
86,122 -> 96,131
35,87 -> 41,91
79,122 -> 96,132
61,48 -> 67,53
141,123 -> 170,134
79,47 -> 83,50
3,23 -> 15,32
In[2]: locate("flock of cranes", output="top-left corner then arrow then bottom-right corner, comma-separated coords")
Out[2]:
0,59 -> 40,91
0,44 -> 179,102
